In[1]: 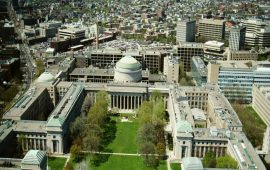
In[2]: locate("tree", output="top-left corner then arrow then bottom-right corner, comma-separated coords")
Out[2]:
70,143 -> 83,162
203,151 -> 216,168
64,162 -> 74,170
150,90 -> 162,103
216,155 -> 238,169
70,117 -> 86,141
139,142 -> 159,169
137,90 -> 166,167
155,142 -> 166,157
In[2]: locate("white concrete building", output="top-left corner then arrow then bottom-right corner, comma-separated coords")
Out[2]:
176,20 -> 196,43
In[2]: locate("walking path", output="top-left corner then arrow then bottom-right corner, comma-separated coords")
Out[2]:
81,151 -> 162,157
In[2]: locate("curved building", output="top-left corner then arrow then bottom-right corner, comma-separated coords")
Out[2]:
114,55 -> 142,83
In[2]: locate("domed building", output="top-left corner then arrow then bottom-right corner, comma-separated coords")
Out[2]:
114,55 -> 142,83
36,71 -> 56,83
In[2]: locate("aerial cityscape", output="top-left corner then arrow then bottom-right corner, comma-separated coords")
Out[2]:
0,0 -> 270,169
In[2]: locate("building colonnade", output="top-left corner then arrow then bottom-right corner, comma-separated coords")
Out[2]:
110,94 -> 144,110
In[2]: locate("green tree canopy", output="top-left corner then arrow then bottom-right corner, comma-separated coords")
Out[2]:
203,151 -> 216,168
216,155 -> 238,169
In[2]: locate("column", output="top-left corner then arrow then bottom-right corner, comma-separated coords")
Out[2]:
110,95 -> 113,108
26,139 -> 28,150
135,96 -> 137,109
124,96 -> 127,109
34,139 -> 36,149
43,139 -> 46,150
215,147 -> 219,157
120,96 -> 122,109
128,96 -> 130,110
114,95 -> 116,108
194,146 -> 197,157
117,95 -> 119,108
131,96 -> 134,109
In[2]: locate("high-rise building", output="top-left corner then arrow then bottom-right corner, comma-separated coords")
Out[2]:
163,55 -> 179,83
177,43 -> 204,71
229,26 -> 246,51
198,19 -> 225,41
176,20 -> 196,43
242,19 -> 270,47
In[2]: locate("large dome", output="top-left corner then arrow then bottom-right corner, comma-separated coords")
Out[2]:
114,55 -> 142,83
116,55 -> 141,71
36,71 -> 56,83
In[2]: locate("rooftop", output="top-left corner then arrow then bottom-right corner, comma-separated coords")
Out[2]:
47,85 -> 83,127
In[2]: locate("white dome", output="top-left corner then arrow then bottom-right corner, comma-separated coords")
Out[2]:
115,55 -> 141,71
36,71 -> 55,83
114,55 -> 142,83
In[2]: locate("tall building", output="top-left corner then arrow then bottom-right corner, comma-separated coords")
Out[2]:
163,55 -> 179,83
176,20 -> 196,43
229,26 -> 246,51
177,43 -> 204,71
198,19 -> 225,41
242,19 -> 270,47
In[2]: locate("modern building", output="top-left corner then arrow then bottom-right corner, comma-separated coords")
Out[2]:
198,19 -> 225,41
75,49 -> 166,73
229,26 -> 246,51
69,61 -> 165,84
39,21 -> 62,38
242,19 -> 270,47
227,50 -> 258,61
252,85 -> 270,126
191,56 -> 207,86
176,42 -> 204,71
203,40 -> 227,61
58,27 -> 85,39
207,60 -> 270,102
163,55 -> 179,83
176,20 -> 196,43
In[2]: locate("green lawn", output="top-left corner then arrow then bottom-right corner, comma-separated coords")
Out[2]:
48,157 -> 66,170
88,155 -> 167,170
234,105 -> 266,148
106,115 -> 139,153
171,163 -> 181,170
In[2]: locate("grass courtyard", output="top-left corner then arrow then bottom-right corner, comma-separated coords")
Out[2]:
48,157 -> 66,170
82,114 -> 168,170
233,105 -> 266,148
106,115 -> 139,153
88,155 -> 167,170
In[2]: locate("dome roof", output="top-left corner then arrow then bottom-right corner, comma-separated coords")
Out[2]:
22,150 -> 46,165
36,71 -> 55,83
182,157 -> 203,170
116,55 -> 141,71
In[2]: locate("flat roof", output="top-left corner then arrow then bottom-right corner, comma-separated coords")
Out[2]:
3,87 -> 47,120
47,85 -> 83,127
205,41 -> 224,48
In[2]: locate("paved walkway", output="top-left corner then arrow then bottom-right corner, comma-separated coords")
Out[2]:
81,151 -> 162,157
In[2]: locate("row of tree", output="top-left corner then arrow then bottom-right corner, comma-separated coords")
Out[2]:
136,91 -> 167,169
70,91 -> 110,162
